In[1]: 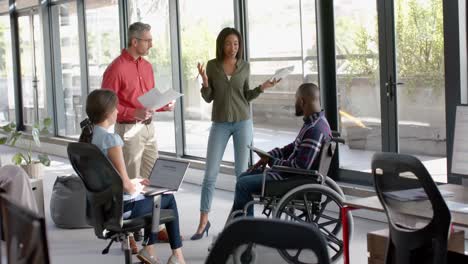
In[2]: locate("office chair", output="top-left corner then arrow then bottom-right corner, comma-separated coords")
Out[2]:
67,142 -> 175,264
206,218 -> 330,264
372,153 -> 451,264
0,193 -> 50,264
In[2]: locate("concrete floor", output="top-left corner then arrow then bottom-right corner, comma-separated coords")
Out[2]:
36,153 -> 386,264
0,145 -> 464,263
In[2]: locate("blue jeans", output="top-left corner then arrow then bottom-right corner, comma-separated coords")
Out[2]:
200,119 -> 253,212
232,169 -> 273,216
125,194 -> 182,249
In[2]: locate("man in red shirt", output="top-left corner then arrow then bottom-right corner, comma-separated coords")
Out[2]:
102,22 -> 173,181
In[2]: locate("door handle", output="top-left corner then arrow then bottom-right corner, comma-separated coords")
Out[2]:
385,77 -> 404,100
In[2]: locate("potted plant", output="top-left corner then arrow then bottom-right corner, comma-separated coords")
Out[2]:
0,118 -> 52,178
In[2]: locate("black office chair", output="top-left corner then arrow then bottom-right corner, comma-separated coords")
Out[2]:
206,218 -> 330,264
0,193 -> 50,264
372,152 -> 451,264
67,142 -> 175,263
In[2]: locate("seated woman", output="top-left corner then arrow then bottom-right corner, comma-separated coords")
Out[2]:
79,89 -> 185,264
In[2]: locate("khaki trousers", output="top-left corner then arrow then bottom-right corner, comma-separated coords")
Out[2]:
115,123 -> 158,179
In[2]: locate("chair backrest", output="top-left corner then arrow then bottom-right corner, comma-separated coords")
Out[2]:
317,140 -> 337,177
316,130 -> 345,178
67,142 -> 124,238
371,152 -> 451,264
0,193 -> 50,264
205,218 -> 330,264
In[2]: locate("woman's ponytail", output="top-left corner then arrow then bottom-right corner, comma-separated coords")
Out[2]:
78,118 -> 94,143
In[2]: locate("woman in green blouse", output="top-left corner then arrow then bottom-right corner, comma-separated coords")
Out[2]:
191,27 -> 279,240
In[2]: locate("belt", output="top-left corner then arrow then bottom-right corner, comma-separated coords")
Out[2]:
117,119 -> 152,125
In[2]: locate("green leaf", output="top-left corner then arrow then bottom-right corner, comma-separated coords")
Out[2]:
9,131 -> 22,146
11,153 -> 27,165
1,124 -> 12,133
0,137 -> 6,144
43,117 -> 52,128
38,154 -> 50,167
40,127 -> 48,134
32,127 -> 40,146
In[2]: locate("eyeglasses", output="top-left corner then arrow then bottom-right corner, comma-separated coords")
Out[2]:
136,38 -> 153,44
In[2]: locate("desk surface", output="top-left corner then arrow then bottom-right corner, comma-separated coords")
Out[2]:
345,184 -> 468,228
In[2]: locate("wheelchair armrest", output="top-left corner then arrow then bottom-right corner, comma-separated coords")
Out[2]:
271,165 -> 319,176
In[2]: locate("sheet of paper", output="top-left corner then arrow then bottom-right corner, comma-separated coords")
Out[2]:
247,145 -> 273,159
270,66 -> 294,81
384,188 -> 454,202
452,105 -> 468,175
138,88 -> 183,110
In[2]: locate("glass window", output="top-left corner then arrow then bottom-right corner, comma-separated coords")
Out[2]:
179,0 -> 234,159
460,0 -> 467,104
395,0 -> 446,182
0,0 -> 9,13
128,0 -> 175,153
18,14 -> 47,126
0,15 -> 14,124
247,0 -> 318,162
85,0 -> 120,91
334,0 -> 381,172
15,0 -> 38,10
51,2 -> 83,137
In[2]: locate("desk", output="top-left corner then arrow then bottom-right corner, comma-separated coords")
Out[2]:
341,184 -> 468,264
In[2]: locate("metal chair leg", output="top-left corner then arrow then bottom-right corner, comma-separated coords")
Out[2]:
124,235 -> 132,264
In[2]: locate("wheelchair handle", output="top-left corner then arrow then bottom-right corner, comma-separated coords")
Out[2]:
331,131 -> 345,144
331,137 -> 345,144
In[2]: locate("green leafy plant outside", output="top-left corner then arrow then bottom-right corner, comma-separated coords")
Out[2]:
0,118 -> 52,167
337,0 -> 444,97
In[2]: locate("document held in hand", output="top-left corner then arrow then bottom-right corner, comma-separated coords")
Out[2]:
247,145 -> 273,159
138,88 -> 183,110
270,65 -> 294,81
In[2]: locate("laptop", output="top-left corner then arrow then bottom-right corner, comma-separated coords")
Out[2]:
142,157 -> 190,196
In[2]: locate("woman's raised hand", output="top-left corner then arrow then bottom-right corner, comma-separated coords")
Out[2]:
260,78 -> 281,91
197,62 -> 209,88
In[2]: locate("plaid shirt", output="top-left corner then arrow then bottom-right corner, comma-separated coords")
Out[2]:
267,111 -> 331,180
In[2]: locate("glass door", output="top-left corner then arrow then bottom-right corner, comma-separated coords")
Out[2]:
335,0 -> 446,182
18,11 -> 46,126
394,0 -> 446,182
379,0 -> 446,181
334,0 -> 381,173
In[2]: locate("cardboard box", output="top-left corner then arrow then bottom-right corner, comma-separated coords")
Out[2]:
367,228 -> 465,264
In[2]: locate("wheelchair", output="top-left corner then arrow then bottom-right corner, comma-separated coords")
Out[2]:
228,133 -> 354,263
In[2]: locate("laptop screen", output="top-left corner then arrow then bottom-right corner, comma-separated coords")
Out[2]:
149,158 -> 190,190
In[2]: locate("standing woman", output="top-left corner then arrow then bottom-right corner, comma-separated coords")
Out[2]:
191,27 -> 279,240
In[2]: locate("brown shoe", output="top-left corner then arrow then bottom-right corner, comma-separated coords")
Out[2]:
157,229 -> 169,242
157,228 -> 183,243
129,235 -> 138,254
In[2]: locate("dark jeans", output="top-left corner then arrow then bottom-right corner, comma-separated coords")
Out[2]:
232,169 -> 273,217
125,194 -> 182,249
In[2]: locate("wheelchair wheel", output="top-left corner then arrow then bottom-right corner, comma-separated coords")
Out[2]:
273,184 -> 353,263
325,176 -> 345,198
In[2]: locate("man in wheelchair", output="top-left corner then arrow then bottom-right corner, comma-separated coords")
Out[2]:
231,82 -> 332,217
